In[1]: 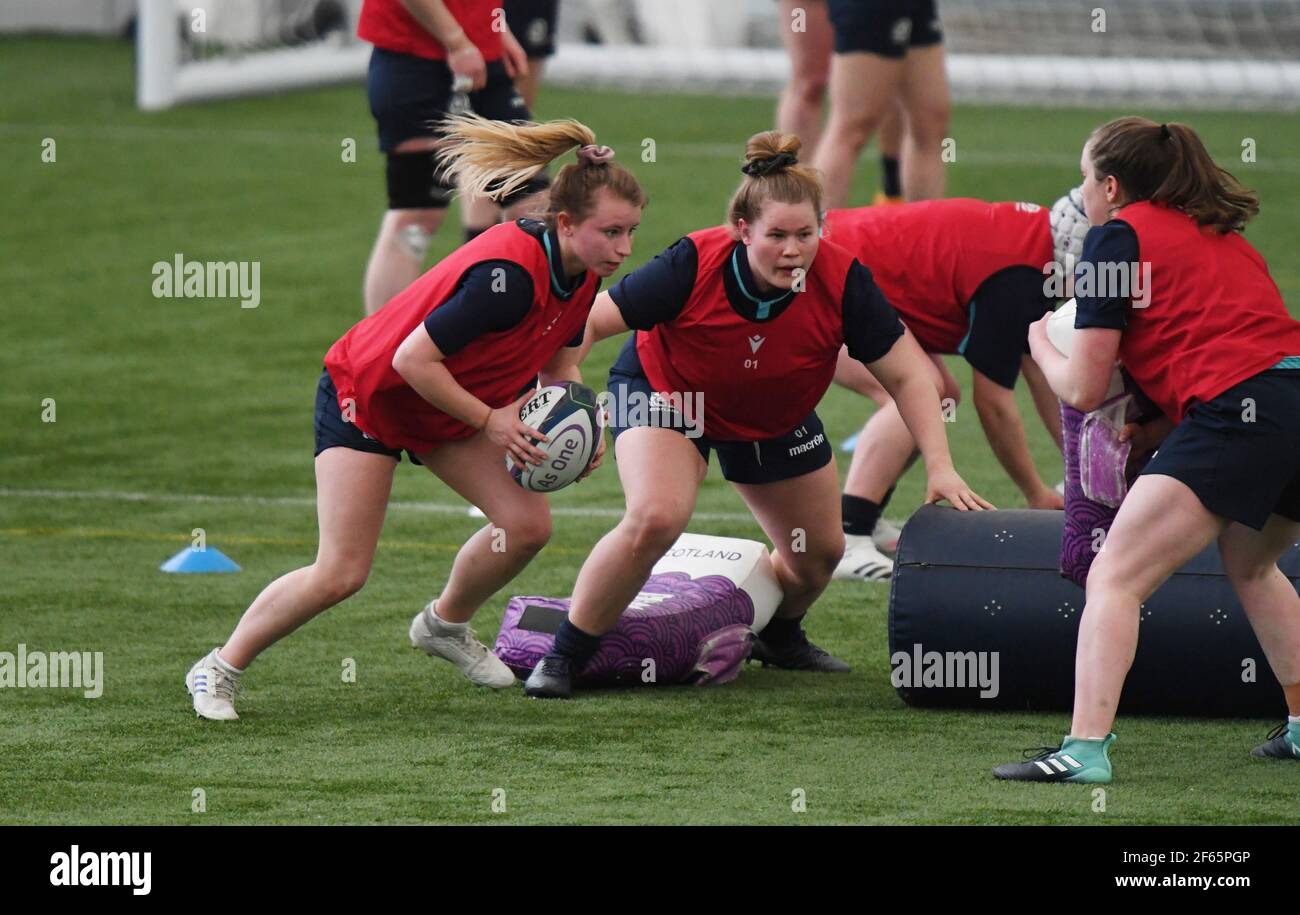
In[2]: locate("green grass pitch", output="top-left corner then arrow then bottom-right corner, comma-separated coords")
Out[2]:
3,36 -> 1299,825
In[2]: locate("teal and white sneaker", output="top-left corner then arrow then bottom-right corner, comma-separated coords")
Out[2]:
1251,721 -> 1300,760
993,734 -> 1116,783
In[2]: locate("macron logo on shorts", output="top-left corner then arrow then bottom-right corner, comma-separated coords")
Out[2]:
787,432 -> 825,458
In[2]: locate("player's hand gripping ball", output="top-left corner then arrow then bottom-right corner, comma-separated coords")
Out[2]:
506,383 -> 605,492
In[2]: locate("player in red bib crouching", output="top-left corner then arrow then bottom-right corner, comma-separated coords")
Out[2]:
524,131 -> 992,699
185,117 -> 646,720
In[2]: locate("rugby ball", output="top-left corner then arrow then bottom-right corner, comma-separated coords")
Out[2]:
505,382 -> 604,492
1046,298 -> 1079,356
1045,298 -> 1126,399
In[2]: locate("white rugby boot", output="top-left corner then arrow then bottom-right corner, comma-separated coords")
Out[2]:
833,534 -> 895,582
186,648 -> 242,721
409,602 -> 516,689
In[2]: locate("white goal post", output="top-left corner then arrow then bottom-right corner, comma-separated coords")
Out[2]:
136,0 -> 368,110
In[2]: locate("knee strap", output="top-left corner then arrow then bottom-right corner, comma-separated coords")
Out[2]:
386,150 -> 453,210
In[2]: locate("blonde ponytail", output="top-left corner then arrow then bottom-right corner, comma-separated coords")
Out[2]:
437,113 -> 646,225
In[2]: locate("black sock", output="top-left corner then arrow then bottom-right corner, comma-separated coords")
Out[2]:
880,155 -> 901,198
762,614 -> 806,647
552,619 -> 602,668
842,494 -> 883,536
879,485 -> 896,513
464,225 -> 491,244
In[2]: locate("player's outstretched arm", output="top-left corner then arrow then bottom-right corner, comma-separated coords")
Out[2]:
867,332 -> 995,511
833,343 -> 890,404
574,291 -> 632,366
1020,353 -> 1063,450
972,370 -> 1062,509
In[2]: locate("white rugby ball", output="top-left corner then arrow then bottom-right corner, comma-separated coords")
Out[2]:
1046,298 -> 1079,356
505,382 -> 604,492
1044,298 -> 1125,399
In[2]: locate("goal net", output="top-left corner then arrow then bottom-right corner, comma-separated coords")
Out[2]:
137,0 -> 1300,110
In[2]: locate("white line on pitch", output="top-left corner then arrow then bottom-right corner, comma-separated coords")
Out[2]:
0,486 -> 756,524
4,125 -> 1299,174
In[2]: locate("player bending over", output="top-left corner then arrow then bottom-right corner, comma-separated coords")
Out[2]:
823,194 -> 1085,580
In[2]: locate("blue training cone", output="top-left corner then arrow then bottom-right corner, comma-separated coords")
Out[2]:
839,431 -> 860,453
160,546 -> 241,573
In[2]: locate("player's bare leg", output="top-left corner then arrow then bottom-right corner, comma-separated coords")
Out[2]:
1073,475 -> 1227,738
1021,353 -> 1064,451
844,350 -> 953,502
836,349 -> 951,578
567,428 -> 706,636
416,433 -> 553,623
222,448 -> 396,668
514,60 -> 546,111
775,0 -> 833,158
812,52 -> 903,208
896,44 -> 950,201
404,432 -> 554,689
460,191 -> 500,241
734,460 -> 851,671
363,136 -> 447,314
187,448 -> 397,718
1219,516 -> 1300,757
525,427 -> 705,697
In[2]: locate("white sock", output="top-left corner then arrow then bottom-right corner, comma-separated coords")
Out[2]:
1288,714 -> 1300,724
428,603 -> 466,630
212,648 -> 244,676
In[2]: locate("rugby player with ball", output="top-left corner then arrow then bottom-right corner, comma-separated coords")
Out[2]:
185,116 -> 645,720
994,117 -> 1300,782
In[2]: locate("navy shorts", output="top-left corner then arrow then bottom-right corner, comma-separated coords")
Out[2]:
367,49 -> 530,153
313,367 -> 423,464
827,0 -> 943,57
1142,369 -> 1300,530
505,0 -> 559,59
606,337 -> 833,485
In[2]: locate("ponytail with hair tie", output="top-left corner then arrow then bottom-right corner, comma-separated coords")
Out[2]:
728,131 -> 823,229
577,144 -> 615,165
741,152 -> 798,177
1087,116 -> 1259,233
